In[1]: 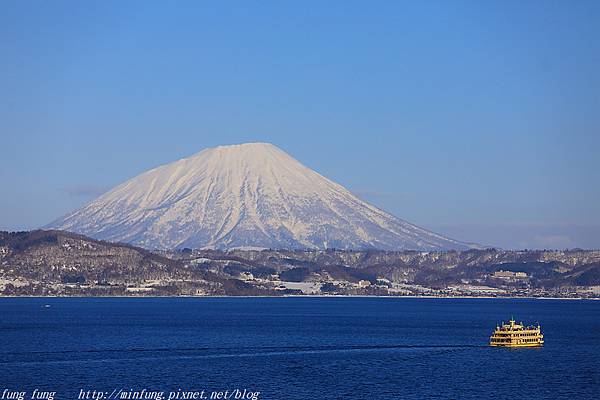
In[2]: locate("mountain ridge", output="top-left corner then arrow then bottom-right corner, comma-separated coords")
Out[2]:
1,230 -> 598,297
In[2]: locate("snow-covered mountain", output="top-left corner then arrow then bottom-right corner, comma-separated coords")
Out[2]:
48,143 -> 477,250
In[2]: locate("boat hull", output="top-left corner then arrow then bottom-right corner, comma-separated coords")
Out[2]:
490,342 -> 543,347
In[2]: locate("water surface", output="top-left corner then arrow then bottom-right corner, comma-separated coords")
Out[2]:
0,298 -> 597,399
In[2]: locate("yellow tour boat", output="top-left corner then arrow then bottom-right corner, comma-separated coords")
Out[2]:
489,318 -> 544,347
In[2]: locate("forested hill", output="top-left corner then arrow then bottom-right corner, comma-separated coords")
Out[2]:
1,230 -> 598,297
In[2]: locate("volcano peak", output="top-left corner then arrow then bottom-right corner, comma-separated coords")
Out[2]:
48,143 -> 476,251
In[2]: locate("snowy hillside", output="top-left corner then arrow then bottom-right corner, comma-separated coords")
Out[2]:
48,143 -> 477,250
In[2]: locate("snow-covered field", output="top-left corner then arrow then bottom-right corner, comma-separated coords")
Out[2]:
277,281 -> 323,294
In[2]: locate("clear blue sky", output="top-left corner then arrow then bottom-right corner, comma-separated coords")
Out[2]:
1,0 -> 599,249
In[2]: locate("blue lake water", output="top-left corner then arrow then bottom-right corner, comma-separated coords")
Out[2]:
0,297 -> 598,400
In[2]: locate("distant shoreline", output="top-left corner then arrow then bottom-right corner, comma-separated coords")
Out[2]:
0,295 -> 596,300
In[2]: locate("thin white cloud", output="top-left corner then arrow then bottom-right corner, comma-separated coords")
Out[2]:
521,235 -> 576,250
64,185 -> 108,198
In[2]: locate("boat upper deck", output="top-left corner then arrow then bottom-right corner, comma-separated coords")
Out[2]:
490,319 -> 544,346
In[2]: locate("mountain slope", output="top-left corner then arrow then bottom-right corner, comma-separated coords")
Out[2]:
48,143 -> 477,250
